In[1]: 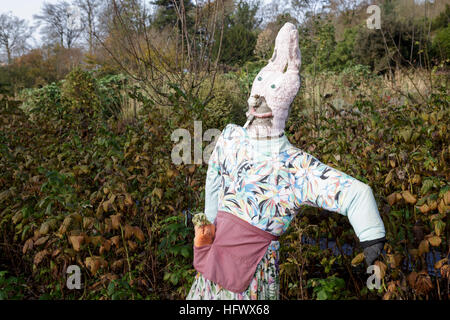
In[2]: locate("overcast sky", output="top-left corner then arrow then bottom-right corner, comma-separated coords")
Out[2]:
0,0 -> 60,46
0,0 -> 283,47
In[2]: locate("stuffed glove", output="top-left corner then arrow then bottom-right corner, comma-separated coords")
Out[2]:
193,213 -> 215,247
362,239 -> 385,266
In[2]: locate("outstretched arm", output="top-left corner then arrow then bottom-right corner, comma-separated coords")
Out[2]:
293,152 -> 385,263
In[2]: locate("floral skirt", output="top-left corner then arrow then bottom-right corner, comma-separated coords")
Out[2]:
186,241 -> 280,300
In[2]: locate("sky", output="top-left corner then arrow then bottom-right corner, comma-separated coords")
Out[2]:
0,0 -> 280,47
0,0 -> 60,46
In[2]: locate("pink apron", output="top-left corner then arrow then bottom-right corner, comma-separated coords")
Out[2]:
193,210 -> 279,293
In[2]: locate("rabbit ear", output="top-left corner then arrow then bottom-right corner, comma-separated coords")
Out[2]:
288,29 -> 301,71
269,48 -> 277,63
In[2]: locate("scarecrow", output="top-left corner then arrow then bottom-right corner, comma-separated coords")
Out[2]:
187,22 -> 386,300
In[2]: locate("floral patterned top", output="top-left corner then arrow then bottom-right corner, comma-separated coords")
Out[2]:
204,124 -> 385,242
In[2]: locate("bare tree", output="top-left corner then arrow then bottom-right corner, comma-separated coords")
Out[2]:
34,1 -> 84,49
0,12 -> 32,64
75,0 -> 102,54
94,0 -> 226,111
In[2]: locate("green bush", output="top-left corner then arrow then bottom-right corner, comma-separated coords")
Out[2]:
0,66 -> 448,300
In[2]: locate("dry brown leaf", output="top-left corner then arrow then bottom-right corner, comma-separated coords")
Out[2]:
407,271 -> 417,288
125,193 -> 133,206
118,197 -> 125,211
69,235 -> 85,252
402,190 -> 417,204
153,188 -> 163,200
441,265 -> 450,279
104,218 -> 112,233
90,236 -> 103,246
386,254 -> 402,269
99,240 -> 111,254
133,227 -> 145,242
127,240 -> 137,252
387,193 -> 398,206
434,258 -> 448,270
412,174 -> 421,185
59,216 -> 72,235
39,221 -> 51,235
408,248 -> 419,260
418,204 -> 430,214
34,236 -> 49,246
96,203 -> 104,217
444,190 -> 450,205
374,261 -> 387,278
103,199 -> 111,212
351,252 -> 365,266
85,256 -> 107,275
110,236 -> 120,247
52,249 -> 61,257
34,250 -> 48,265
389,159 -> 396,168
387,280 -> 397,293
437,199 -> 448,214
110,214 -> 121,230
385,170 -> 394,185
124,225 -> 134,240
382,292 -> 392,300
418,239 -> 429,255
415,271 -> 433,295
83,217 -> 95,229
111,259 -> 124,271
22,238 -> 34,254
428,202 -> 437,212
427,236 -> 442,247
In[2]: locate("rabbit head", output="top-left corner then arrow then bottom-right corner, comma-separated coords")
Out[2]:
247,22 -> 301,137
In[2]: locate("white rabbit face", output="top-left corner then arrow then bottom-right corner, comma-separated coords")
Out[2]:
247,22 -> 301,136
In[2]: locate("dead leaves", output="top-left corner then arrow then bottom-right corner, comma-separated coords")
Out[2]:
426,235 -> 441,247
374,261 -> 387,278
69,235 -> 85,252
34,250 -> 49,265
351,252 -> 365,266
413,271 -> 433,295
124,225 -> 134,240
110,236 -> 120,248
99,240 -> 111,255
110,214 -> 121,230
386,254 -> 402,269
23,238 -> 34,254
434,258 -> 448,270
440,265 -> 450,279
386,192 -> 402,206
133,227 -> 145,242
415,235 -> 443,256
401,191 -> 417,204
123,224 -> 145,242
383,280 -> 400,300
34,236 -> 49,246
152,188 -> 163,200
85,256 -> 107,275
418,239 -> 430,255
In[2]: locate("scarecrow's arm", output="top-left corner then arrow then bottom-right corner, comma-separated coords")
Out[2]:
294,152 -> 385,251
